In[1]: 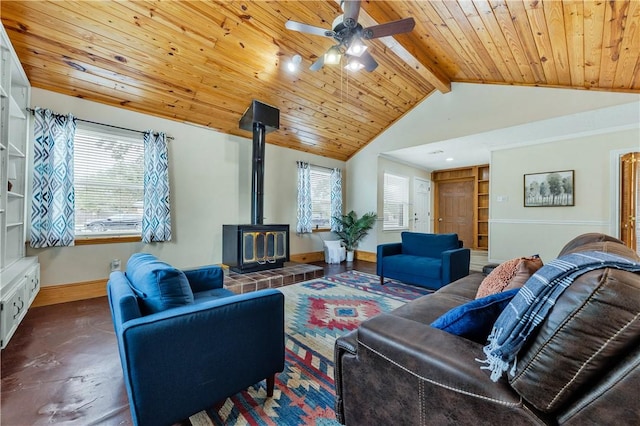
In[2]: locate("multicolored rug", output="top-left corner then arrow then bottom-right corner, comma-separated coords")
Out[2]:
189,270 -> 430,426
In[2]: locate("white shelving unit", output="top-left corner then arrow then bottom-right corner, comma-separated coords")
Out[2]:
1,23 -> 39,349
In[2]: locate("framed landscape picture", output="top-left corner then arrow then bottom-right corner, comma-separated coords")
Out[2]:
524,170 -> 574,207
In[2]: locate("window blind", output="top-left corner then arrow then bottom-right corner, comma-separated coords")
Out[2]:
74,125 -> 144,235
383,173 -> 409,230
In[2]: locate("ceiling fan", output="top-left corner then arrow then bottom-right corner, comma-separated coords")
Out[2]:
285,0 -> 415,72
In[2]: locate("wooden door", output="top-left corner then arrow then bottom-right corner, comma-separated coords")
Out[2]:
436,180 -> 474,247
620,152 -> 638,253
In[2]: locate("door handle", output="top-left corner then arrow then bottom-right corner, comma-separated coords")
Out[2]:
438,218 -> 443,222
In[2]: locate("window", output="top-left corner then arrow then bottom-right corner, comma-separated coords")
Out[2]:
74,125 -> 144,237
296,162 -> 342,234
310,166 -> 332,229
383,173 -> 409,230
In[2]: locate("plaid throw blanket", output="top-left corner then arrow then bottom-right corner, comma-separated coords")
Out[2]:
478,250 -> 640,382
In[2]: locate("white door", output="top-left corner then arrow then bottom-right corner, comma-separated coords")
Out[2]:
413,177 -> 431,233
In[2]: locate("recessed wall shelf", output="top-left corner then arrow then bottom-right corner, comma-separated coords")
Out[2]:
476,165 -> 490,250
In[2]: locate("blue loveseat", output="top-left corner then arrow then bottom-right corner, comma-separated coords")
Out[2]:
377,232 -> 470,290
107,253 -> 284,426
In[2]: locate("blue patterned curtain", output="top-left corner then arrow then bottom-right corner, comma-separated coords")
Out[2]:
142,131 -> 171,243
296,161 -> 312,234
330,167 -> 343,231
30,108 -> 76,248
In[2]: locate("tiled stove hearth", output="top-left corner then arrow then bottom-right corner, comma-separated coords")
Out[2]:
223,263 -> 324,294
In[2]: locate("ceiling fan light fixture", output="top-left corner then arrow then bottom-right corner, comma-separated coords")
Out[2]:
285,2 -> 415,74
344,58 -> 364,71
324,46 -> 342,65
287,54 -> 302,72
346,39 -> 367,57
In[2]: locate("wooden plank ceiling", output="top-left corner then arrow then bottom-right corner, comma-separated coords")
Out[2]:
2,1 -> 639,161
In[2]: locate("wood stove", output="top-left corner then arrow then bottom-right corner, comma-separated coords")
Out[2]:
223,100 -> 290,273
223,224 -> 289,273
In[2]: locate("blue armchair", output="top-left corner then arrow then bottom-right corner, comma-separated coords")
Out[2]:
107,253 -> 284,426
377,232 -> 470,290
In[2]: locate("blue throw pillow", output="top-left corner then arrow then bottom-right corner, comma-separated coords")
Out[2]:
125,253 -> 194,314
430,288 -> 520,343
183,265 -> 224,293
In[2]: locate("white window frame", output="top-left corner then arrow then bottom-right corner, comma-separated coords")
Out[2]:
383,172 -> 410,231
74,124 -> 144,238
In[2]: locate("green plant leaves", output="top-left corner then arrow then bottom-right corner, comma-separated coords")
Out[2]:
332,210 -> 377,251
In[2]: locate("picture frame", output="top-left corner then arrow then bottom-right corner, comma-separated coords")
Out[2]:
524,170 -> 574,207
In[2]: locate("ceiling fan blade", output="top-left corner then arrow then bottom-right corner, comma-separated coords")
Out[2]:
309,56 -> 325,71
362,17 -> 415,39
359,51 -> 378,72
342,0 -> 361,29
285,20 -> 335,38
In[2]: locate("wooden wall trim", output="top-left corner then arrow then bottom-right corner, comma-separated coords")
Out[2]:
74,236 -> 141,245
31,251 -> 378,307
291,250 -> 377,263
356,250 -> 376,262
490,219 -> 609,226
290,252 -> 325,263
32,279 -> 108,307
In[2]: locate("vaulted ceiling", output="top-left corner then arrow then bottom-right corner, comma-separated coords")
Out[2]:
2,1 -> 639,162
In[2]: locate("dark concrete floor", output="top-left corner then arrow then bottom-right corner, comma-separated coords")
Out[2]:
0,260 -> 377,426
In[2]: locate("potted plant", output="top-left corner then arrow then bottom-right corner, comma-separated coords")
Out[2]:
332,210 -> 377,262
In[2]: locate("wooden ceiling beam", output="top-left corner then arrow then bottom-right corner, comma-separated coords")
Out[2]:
335,0 -> 451,93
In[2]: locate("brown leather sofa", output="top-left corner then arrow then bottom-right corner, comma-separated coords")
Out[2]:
334,233 -> 640,425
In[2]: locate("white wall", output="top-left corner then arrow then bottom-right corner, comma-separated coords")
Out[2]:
351,83 -> 639,155
489,128 -> 640,263
375,156 -> 431,246
28,84 -> 640,285
347,83 -> 640,254
28,89 -> 344,287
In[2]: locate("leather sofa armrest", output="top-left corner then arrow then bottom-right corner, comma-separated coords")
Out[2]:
335,330 -> 358,387
441,247 -> 471,284
377,242 -> 403,276
336,329 -> 358,356
183,265 -> 224,292
335,329 -> 358,424
357,313 -> 522,405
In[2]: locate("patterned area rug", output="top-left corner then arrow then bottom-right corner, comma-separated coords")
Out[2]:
189,270 -> 430,426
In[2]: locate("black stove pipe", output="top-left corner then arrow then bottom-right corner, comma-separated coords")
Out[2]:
238,100 -> 279,226
251,122 -> 266,225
